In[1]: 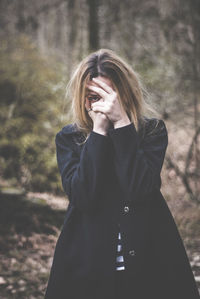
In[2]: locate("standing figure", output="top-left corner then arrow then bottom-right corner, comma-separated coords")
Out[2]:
44,49 -> 200,299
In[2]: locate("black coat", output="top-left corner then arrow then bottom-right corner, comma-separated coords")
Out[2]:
44,118 -> 199,299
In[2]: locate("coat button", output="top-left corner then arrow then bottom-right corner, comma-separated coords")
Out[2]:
124,206 -> 129,213
129,249 -> 135,256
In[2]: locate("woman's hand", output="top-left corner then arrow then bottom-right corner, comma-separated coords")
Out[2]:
86,77 -> 131,128
85,94 -> 111,136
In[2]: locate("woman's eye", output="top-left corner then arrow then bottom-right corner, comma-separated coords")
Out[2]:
88,95 -> 100,101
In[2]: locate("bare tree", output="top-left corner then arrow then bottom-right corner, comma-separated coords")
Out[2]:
87,0 -> 99,51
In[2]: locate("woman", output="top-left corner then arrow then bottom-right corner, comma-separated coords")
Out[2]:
44,49 -> 199,299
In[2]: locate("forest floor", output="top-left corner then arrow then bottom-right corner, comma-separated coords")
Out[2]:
0,190 -> 199,298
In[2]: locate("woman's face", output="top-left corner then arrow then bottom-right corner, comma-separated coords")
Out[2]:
85,76 -> 114,107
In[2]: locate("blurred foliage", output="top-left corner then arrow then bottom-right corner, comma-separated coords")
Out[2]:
0,35 -> 69,193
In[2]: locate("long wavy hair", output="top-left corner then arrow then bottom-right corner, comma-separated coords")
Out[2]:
65,48 -> 159,143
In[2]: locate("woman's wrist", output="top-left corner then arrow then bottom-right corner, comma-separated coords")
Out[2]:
113,116 -> 131,129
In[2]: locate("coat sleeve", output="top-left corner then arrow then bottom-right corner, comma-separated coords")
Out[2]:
108,118 -> 168,204
55,128 -> 111,213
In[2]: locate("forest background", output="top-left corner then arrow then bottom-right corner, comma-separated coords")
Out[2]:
0,0 -> 199,298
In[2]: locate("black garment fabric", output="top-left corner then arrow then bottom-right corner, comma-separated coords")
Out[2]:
44,118 -> 200,299
114,269 -> 132,299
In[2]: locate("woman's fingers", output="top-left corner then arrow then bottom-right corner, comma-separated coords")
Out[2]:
92,106 -> 107,114
92,77 -> 114,94
91,102 -> 109,114
86,85 -> 107,99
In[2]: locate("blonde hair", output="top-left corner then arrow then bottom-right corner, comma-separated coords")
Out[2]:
65,48 -> 159,143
